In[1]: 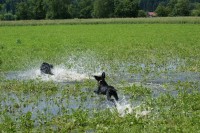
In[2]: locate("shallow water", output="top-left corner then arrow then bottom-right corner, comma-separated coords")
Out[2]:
3,66 -> 200,84
3,66 -> 90,82
1,61 -> 200,126
0,88 -> 137,126
130,72 -> 200,83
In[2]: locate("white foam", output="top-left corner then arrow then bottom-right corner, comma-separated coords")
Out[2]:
51,66 -> 89,82
115,98 -> 134,117
108,97 -> 133,117
109,97 -> 151,117
17,65 -> 89,82
135,110 -> 151,118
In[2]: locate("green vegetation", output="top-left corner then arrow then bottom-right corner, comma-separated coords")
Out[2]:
1,0 -> 200,20
1,20 -> 200,72
1,17 -> 200,26
0,19 -> 200,132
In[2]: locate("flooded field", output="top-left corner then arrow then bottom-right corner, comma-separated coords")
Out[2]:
1,23 -> 200,132
1,57 -> 200,132
1,60 -> 200,129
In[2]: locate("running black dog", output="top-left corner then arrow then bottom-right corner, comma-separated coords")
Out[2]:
40,62 -> 54,75
94,72 -> 119,102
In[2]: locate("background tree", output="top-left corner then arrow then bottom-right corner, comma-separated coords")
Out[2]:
0,4 -> 2,12
155,3 -> 168,16
114,0 -> 139,17
78,0 -> 94,18
138,10 -> 146,17
174,0 -> 190,16
191,2 -> 200,15
139,0 -> 169,11
16,1 -> 32,20
1,0 -> 200,20
93,0 -> 114,18
167,0 -> 177,16
32,0 -> 46,19
68,0 -> 79,18
45,0 -> 71,19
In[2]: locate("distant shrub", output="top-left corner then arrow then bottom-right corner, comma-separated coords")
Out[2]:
0,14 -> 3,20
191,10 -> 200,16
138,10 -> 146,17
3,13 -> 16,21
155,4 -> 169,17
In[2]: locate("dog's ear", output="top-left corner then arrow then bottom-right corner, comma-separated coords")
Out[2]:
102,72 -> 105,79
94,75 -> 101,81
50,64 -> 53,68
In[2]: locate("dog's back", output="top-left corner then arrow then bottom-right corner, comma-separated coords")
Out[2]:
94,72 -> 119,101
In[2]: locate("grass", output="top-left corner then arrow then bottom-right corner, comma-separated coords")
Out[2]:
1,23 -> 200,72
1,17 -> 200,26
0,18 -> 200,132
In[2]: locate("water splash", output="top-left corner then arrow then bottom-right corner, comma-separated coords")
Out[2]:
115,99 -> 134,117
43,65 -> 89,82
5,65 -> 90,82
109,97 -> 151,117
135,109 -> 151,119
109,97 -> 134,117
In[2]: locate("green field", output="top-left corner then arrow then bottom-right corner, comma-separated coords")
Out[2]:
0,18 -> 200,132
1,23 -> 200,72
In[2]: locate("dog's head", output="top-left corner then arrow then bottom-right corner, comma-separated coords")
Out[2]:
49,64 -> 53,68
93,72 -> 107,85
41,62 -> 54,69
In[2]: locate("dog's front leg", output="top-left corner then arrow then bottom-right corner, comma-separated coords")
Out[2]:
94,87 -> 101,94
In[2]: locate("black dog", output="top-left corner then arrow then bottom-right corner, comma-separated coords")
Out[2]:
94,72 -> 119,102
40,62 -> 54,75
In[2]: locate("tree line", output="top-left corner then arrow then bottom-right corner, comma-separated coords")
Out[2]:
0,0 -> 200,20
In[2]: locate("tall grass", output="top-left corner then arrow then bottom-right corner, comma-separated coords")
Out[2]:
0,17 -> 200,26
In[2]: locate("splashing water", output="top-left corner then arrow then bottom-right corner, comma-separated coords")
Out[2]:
109,97 -> 134,117
5,65 -> 90,82
109,97 -> 151,117
43,65 -> 90,82
115,99 -> 134,117
135,109 -> 151,119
